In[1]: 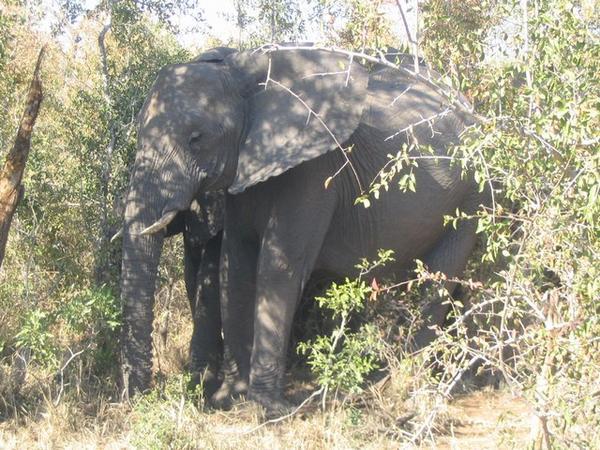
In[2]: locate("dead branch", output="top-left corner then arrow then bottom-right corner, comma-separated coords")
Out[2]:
0,45 -> 46,269
95,17 -> 118,284
256,45 -> 481,192
262,63 -> 364,193
394,0 -> 417,45
384,107 -> 452,142
234,387 -> 324,435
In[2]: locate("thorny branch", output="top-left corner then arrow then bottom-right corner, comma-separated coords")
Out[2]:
255,44 -> 479,121
257,45 -> 482,193
54,346 -> 89,406
229,388 -> 324,435
390,86 -> 412,106
383,108 -> 452,142
413,0 -> 420,74
262,56 -> 364,193
96,12 -> 119,282
395,0 -> 416,44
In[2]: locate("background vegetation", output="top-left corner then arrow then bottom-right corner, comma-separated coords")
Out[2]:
0,0 -> 598,447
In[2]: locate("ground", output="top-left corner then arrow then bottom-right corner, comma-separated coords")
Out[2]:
0,280 -> 535,449
0,384 -> 532,449
436,391 -> 531,449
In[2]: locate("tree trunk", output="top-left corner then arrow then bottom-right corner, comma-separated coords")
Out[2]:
0,45 -> 46,269
94,20 -> 119,285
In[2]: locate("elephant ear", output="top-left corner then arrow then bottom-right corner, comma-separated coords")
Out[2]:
226,49 -> 369,194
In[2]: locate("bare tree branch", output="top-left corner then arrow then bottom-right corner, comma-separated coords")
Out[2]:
256,44 -> 480,122
413,0 -> 420,74
395,0 -> 416,44
254,45 -> 484,195
0,45 -> 46,269
95,11 -> 120,283
262,57 -> 364,193
384,108 -> 452,142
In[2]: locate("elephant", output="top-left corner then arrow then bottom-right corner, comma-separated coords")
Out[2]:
119,45 -> 488,415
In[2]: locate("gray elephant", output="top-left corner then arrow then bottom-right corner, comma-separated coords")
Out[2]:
119,45 -> 487,414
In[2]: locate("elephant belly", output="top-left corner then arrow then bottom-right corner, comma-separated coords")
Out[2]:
315,176 -> 468,278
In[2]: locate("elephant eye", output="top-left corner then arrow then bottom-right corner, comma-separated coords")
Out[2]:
189,131 -> 204,149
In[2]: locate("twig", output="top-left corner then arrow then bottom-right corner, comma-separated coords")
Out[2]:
384,108 -> 452,142
261,75 -> 364,193
390,86 -> 412,106
473,140 -> 497,224
256,44 -> 485,193
395,0 -> 417,44
321,313 -> 349,409
54,347 -> 87,406
96,14 -> 118,282
521,0 -> 534,119
345,53 -> 353,87
255,44 -> 479,120
413,0 -> 420,74
234,388 -> 324,435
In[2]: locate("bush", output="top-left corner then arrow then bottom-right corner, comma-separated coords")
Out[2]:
12,286 -> 120,371
297,250 -> 393,403
300,3 -> 599,447
130,374 -> 203,449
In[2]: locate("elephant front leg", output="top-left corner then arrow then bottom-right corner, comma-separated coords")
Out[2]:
248,227 -> 330,417
186,232 -> 223,397
235,176 -> 336,416
211,228 -> 257,408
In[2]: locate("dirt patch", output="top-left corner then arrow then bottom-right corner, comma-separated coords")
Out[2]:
435,390 -> 532,449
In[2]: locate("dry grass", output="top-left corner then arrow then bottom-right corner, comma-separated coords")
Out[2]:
0,335 -> 532,450
0,381 -> 531,449
0,264 -> 532,449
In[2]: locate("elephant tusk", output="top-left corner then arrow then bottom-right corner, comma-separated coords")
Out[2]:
140,210 -> 178,236
110,228 -> 123,243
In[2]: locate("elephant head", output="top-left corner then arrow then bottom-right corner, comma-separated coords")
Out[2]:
120,46 -> 369,395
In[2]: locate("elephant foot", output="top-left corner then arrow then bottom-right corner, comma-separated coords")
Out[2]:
121,362 -> 152,400
411,324 -> 441,351
189,368 -> 221,399
209,378 -> 249,410
248,391 -> 294,420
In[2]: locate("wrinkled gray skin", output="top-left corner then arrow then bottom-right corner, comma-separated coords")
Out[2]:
120,46 -> 488,415
162,190 -> 224,396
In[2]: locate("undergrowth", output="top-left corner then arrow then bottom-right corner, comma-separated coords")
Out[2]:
1,0 -> 598,448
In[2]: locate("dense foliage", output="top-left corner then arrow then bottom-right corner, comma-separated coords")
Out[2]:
0,0 -> 193,391
0,0 -> 597,447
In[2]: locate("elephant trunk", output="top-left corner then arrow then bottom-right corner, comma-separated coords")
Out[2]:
120,228 -> 163,396
119,147 -> 185,397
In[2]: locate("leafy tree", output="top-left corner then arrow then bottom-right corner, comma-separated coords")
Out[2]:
0,0 -> 195,382
334,0 -> 399,51
225,0 -> 307,48
417,0 -> 599,445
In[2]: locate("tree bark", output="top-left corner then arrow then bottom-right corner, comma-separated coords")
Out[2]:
0,45 -> 46,269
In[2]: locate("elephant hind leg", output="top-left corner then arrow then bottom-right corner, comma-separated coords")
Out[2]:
411,194 -> 483,348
